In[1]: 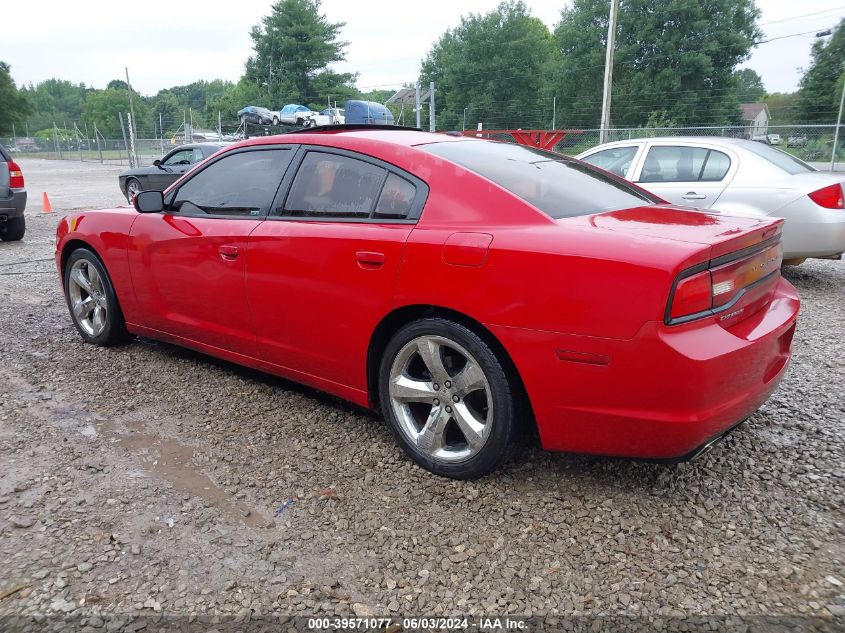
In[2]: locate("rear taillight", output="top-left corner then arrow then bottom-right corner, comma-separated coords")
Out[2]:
668,242 -> 783,323
8,160 -> 24,189
808,183 -> 844,209
670,270 -> 711,319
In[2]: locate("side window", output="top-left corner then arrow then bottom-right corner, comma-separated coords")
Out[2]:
700,150 -> 731,181
639,146 -> 711,183
580,146 -> 638,178
374,173 -> 417,219
163,150 -> 191,166
172,149 -> 293,217
191,148 -> 205,164
282,152 -> 387,218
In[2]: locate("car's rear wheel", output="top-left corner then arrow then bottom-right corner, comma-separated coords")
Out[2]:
64,248 -> 131,346
272,116 -> 280,126
1,216 -> 25,241
379,318 -> 516,479
125,178 -> 141,202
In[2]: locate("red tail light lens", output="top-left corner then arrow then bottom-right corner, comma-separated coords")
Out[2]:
670,270 -> 712,319
8,160 -> 24,189
808,183 -> 844,209
668,242 -> 783,323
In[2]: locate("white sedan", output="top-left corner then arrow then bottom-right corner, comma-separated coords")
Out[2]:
302,107 -> 345,127
576,137 -> 845,264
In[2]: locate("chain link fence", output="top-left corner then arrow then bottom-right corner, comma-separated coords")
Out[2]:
3,124 -> 843,170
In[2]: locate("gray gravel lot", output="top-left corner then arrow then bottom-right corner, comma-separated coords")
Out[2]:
0,159 -> 844,631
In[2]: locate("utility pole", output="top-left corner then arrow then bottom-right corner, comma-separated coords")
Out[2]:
599,0 -> 619,144
125,67 -> 139,165
429,82 -> 435,132
463,107 -> 467,131
552,96 -> 556,130
94,123 -> 103,164
415,82 -> 421,129
118,113 -> 131,167
831,67 -> 845,171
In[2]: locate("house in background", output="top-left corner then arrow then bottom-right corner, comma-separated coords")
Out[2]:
741,103 -> 770,139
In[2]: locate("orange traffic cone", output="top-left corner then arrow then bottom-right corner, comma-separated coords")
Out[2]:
42,192 -> 53,213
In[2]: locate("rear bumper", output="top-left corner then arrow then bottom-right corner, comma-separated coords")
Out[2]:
491,277 -> 800,459
0,189 -> 27,218
780,202 -> 845,259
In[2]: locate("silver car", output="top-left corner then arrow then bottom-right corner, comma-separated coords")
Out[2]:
576,137 -> 845,264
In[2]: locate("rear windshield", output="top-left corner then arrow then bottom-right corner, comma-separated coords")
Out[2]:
420,141 -> 657,218
741,141 -> 815,175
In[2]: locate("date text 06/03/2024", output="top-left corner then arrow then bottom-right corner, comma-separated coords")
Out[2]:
306,616 -> 528,631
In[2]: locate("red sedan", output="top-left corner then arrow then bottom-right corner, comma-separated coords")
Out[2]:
55,127 -> 800,479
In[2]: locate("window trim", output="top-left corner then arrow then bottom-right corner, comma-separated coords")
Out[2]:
163,144 -> 299,220
269,146 -> 429,224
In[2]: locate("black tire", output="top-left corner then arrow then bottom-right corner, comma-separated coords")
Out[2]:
272,116 -> 280,126
1,216 -> 25,241
63,248 -> 131,346
379,318 -> 516,479
124,178 -> 141,202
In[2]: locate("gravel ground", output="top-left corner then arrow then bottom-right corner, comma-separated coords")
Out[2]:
0,159 -> 844,632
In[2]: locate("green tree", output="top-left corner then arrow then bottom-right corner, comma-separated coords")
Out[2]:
795,20 -> 845,123
83,88 -> 150,138
205,78 -> 267,123
419,1 -> 556,130
550,0 -> 760,128
764,92 -> 798,124
733,68 -> 765,104
245,0 -> 356,106
0,62 -> 32,135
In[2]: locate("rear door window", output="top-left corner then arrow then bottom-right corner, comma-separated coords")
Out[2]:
639,146 -> 731,183
282,152 -> 386,218
420,141 -> 656,219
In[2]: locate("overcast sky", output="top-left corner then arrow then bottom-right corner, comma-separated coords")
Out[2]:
2,0 -> 844,97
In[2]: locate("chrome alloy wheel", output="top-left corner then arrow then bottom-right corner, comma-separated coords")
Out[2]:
67,259 -> 108,337
388,335 -> 493,462
126,179 -> 141,200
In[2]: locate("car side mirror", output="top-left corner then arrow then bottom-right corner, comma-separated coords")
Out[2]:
153,159 -> 162,167
134,190 -> 164,213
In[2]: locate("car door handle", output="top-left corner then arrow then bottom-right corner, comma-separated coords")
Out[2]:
356,250 -> 385,268
219,245 -> 239,261
682,192 -> 707,200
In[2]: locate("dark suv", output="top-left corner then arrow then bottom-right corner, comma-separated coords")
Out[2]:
0,144 -> 27,241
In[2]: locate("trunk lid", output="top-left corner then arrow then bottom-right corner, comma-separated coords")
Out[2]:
565,204 -> 782,260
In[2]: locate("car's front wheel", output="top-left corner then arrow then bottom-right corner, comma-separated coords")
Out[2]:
1,216 -> 25,241
379,318 -> 516,479
125,178 -> 141,202
64,248 -> 131,346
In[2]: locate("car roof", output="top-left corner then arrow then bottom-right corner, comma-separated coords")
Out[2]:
587,136 -> 765,149
173,142 -> 228,150
232,126 -> 471,150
